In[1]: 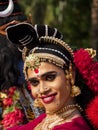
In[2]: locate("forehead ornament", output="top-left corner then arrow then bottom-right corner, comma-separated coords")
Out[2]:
25,53 -> 40,74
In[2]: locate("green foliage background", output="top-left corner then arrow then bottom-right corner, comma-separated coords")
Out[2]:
19,0 -> 92,49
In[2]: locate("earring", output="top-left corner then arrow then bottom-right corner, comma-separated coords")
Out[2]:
69,63 -> 81,97
33,98 -> 44,109
70,85 -> 81,97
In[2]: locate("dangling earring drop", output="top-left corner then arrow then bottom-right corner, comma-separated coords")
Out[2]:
33,98 -> 44,109
69,63 -> 81,97
71,85 -> 81,97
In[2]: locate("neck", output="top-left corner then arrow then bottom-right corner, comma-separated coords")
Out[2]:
35,103 -> 83,130
46,103 -> 83,115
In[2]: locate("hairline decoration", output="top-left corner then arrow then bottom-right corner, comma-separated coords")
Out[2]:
24,52 -> 66,80
23,36 -> 74,79
39,36 -> 73,57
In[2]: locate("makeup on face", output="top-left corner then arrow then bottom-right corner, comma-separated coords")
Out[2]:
27,71 -> 61,87
27,62 -> 72,113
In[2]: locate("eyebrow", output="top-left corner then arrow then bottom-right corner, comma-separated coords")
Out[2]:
28,71 -> 59,81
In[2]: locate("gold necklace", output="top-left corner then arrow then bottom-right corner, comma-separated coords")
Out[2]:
34,104 -> 83,130
46,103 -> 83,115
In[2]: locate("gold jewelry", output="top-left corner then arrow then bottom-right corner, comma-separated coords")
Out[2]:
34,104 -> 83,130
23,36 -> 74,80
69,63 -> 81,97
33,98 -> 44,109
85,48 -> 96,58
26,107 -> 35,121
71,85 -> 81,97
25,53 -> 41,70
46,103 -> 83,115
24,52 -> 66,80
24,52 -> 66,71
39,36 -> 73,57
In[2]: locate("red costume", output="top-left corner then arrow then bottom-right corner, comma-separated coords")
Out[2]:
8,114 -> 91,130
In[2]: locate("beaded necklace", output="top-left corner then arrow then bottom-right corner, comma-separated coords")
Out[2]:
34,104 -> 83,130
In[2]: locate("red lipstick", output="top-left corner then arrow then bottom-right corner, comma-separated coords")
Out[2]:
41,93 -> 57,104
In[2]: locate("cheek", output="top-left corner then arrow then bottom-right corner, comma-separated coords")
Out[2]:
58,78 -> 71,96
31,87 -> 39,98
60,85 -> 70,96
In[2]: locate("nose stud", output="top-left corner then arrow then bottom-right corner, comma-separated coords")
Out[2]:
44,87 -> 48,90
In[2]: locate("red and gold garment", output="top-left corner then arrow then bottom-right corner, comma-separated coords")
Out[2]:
7,113 -> 91,130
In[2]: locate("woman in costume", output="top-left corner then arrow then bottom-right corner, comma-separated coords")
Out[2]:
6,23 -> 98,130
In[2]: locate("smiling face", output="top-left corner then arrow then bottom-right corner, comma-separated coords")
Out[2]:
27,62 -> 74,113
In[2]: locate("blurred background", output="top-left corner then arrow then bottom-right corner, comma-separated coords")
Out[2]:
19,0 -> 98,58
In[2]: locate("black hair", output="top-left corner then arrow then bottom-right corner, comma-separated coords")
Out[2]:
75,68 -> 95,129
0,36 -> 21,90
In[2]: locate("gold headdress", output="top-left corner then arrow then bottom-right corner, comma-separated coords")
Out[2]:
23,36 -> 74,79
6,23 -> 74,79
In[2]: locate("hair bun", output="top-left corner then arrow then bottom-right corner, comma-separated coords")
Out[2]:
6,23 -> 38,50
34,24 -> 63,39
6,23 -> 63,51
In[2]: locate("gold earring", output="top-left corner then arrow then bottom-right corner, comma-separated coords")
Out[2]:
69,63 -> 81,97
70,85 -> 81,97
33,98 -> 44,109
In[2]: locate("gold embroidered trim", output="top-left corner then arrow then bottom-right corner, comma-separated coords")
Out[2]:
39,36 -> 73,57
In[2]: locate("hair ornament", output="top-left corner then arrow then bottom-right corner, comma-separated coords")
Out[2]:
74,48 -> 98,94
39,36 -> 73,57
85,48 -> 96,58
53,28 -> 57,37
25,53 -> 40,74
74,48 -> 98,128
24,52 -> 66,76
45,25 -> 48,36
34,47 -> 69,62
86,96 -> 98,129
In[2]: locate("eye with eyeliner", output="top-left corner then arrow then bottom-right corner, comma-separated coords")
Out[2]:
28,71 -> 59,87
42,72 -> 58,81
29,78 -> 39,87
